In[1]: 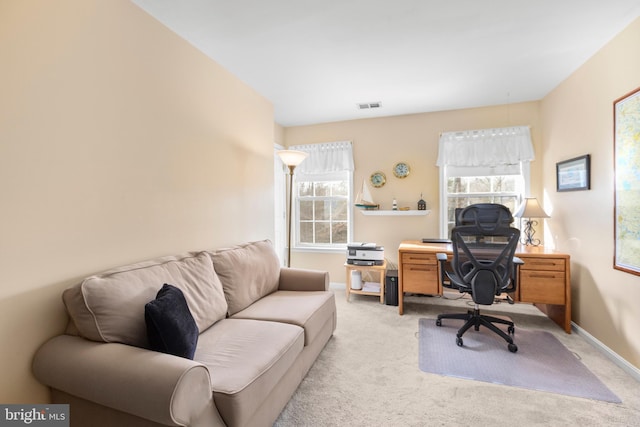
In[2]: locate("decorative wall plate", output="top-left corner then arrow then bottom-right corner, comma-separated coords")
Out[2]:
370,171 -> 386,188
393,162 -> 410,178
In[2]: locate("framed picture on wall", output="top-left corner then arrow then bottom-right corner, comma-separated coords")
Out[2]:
556,154 -> 590,192
614,86 -> 640,276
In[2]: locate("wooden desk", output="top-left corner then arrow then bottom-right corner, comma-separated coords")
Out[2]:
398,241 -> 572,333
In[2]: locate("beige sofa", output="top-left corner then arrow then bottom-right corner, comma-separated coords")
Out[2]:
33,240 -> 336,427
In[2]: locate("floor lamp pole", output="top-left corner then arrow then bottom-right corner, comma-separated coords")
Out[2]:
286,165 -> 295,267
276,149 -> 308,268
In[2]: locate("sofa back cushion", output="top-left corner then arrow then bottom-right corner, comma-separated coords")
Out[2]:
63,251 -> 227,348
209,240 -> 281,316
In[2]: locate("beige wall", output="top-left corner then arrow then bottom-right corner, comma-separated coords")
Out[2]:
285,16 -> 640,371
540,17 -> 640,368
284,102 -> 542,280
0,0 -> 274,402
274,123 -> 285,147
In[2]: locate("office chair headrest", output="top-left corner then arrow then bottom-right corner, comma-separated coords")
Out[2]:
456,204 -> 513,231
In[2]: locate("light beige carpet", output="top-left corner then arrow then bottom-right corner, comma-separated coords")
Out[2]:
274,286 -> 640,426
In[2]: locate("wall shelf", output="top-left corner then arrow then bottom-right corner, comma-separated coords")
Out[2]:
359,210 -> 430,216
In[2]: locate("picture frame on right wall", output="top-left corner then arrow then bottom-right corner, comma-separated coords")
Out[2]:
556,154 -> 591,192
614,86 -> 640,276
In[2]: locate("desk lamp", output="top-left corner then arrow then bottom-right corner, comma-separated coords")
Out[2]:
514,197 -> 549,246
277,150 -> 308,267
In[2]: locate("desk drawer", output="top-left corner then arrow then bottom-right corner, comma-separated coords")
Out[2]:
519,270 -> 565,304
402,263 -> 439,294
401,252 -> 437,265
520,257 -> 565,272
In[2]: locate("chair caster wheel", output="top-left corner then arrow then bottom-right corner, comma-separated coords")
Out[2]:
508,343 -> 518,353
456,337 -> 463,347
436,319 -> 442,327
508,326 -> 515,335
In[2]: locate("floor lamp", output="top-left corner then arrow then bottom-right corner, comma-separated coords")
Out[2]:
514,197 -> 549,246
277,150 -> 308,267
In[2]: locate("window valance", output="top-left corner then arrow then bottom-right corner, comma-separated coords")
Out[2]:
290,141 -> 354,180
436,126 -> 534,168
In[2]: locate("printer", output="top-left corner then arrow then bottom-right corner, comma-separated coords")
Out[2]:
346,242 -> 385,266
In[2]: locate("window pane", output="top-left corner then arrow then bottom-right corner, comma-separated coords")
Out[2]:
492,176 -> 516,192
299,200 -> 313,220
468,177 -> 490,193
299,182 -> 313,197
494,196 -> 518,213
333,200 -> 348,220
315,182 -> 331,197
315,222 -> 330,243
314,200 -> 330,220
505,177 -> 517,192
300,222 -> 313,243
332,221 -> 348,243
448,177 -> 464,193
332,181 -> 348,196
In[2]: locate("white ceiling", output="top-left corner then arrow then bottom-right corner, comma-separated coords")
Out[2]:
132,0 -> 640,127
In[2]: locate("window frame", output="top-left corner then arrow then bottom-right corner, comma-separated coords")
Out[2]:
293,171 -> 353,253
439,162 -> 530,238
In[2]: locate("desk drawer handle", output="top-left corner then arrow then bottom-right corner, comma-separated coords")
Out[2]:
407,257 -> 432,262
409,266 -> 435,272
528,273 -> 558,279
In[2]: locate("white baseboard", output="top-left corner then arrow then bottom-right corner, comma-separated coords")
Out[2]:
571,321 -> 640,382
330,282 -> 346,290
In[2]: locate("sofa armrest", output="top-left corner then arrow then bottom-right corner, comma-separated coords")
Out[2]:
278,267 -> 329,291
33,335 -> 224,427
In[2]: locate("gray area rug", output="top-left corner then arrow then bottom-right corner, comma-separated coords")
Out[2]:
419,317 -> 621,403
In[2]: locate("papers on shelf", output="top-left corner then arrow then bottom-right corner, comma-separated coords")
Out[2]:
361,282 -> 381,293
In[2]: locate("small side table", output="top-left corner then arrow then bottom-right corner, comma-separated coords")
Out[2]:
344,261 -> 387,303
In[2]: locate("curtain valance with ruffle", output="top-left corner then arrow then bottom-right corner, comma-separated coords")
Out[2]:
290,141 -> 354,180
437,126 -> 534,168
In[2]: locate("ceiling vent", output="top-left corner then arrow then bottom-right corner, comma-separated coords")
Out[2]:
357,102 -> 382,110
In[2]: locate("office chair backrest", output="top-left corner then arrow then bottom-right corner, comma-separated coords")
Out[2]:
449,224 -> 520,305
455,203 -> 513,231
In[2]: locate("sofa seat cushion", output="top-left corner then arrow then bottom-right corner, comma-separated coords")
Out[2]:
209,240 -> 281,316
194,318 -> 304,427
231,290 -> 336,346
63,252 -> 227,348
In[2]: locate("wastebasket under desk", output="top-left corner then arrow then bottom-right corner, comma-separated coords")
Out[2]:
344,261 -> 387,303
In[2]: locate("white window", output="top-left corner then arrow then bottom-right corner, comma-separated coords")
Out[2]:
437,127 -> 534,237
297,173 -> 351,247
290,142 -> 354,251
440,166 -> 529,237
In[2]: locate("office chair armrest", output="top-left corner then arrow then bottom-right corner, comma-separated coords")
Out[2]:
503,256 -> 524,298
436,253 -> 451,289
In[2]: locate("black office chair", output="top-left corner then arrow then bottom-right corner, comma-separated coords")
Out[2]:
436,204 -> 522,352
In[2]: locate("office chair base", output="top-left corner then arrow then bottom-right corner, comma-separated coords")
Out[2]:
436,309 -> 518,353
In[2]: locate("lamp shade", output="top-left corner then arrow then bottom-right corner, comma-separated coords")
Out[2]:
277,150 -> 308,167
514,197 -> 549,219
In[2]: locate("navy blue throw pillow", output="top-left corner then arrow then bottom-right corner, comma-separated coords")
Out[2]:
145,284 -> 199,359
